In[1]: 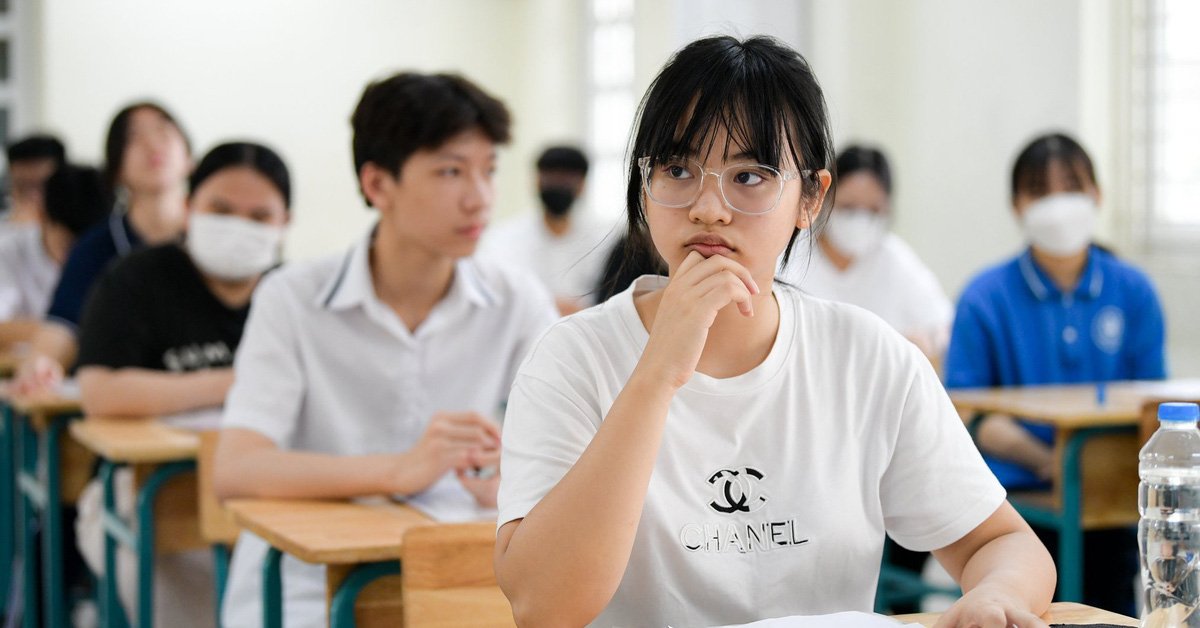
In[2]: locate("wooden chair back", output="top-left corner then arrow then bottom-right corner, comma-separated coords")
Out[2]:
400,522 -> 516,628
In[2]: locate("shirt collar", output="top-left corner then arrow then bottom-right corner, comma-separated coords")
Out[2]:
318,225 -> 499,311
1018,245 -> 1104,302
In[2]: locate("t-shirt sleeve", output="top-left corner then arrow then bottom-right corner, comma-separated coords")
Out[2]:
497,323 -> 601,528
220,274 -> 306,447
75,266 -> 156,370
1126,275 -> 1167,380
880,347 -> 1007,552
944,291 -> 996,389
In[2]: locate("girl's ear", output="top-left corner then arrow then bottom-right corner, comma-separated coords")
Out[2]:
796,169 -> 833,230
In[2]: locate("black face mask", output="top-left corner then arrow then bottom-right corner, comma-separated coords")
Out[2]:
539,185 -> 576,217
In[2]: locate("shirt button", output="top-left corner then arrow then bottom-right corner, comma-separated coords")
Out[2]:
1063,326 -> 1078,343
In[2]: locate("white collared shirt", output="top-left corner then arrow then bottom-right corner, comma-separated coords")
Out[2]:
0,224 -> 60,319
220,227 -> 558,628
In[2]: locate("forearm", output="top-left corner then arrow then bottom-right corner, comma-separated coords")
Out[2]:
0,318 -> 40,350
975,414 -> 1054,478
958,529 -> 1055,615
497,368 -> 675,628
78,367 -> 233,417
29,321 -> 77,368
214,447 -> 403,500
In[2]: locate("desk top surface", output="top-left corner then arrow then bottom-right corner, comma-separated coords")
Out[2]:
69,416 -> 200,463
225,497 -> 435,564
949,378 -> 1200,427
894,601 -> 1136,627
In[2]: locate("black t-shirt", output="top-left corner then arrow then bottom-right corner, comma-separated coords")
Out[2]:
76,243 -> 250,373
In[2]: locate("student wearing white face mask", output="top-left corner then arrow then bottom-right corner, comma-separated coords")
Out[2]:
71,141 -> 290,626
781,145 -> 952,360
946,132 -> 1164,613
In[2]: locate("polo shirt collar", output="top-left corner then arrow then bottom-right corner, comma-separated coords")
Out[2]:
318,225 -> 499,311
1018,245 -> 1104,302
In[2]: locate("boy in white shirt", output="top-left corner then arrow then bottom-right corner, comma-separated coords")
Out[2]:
213,72 -> 558,628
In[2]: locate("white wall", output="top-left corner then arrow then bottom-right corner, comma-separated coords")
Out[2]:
33,0 -> 581,261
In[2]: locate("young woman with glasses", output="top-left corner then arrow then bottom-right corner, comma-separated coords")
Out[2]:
493,35 -> 1056,628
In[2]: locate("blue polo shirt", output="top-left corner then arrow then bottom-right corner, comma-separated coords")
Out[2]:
945,245 -> 1166,488
45,212 -> 143,331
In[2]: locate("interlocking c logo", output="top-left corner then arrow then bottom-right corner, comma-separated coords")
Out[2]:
707,467 -> 768,514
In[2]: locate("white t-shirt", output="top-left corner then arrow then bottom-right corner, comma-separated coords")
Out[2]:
478,210 -> 618,306
220,228 -> 558,628
780,234 -> 953,355
0,224 -> 60,319
498,275 -> 1004,628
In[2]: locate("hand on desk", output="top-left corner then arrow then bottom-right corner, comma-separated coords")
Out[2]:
12,353 -> 65,397
407,411 -> 502,489
933,586 -> 1048,628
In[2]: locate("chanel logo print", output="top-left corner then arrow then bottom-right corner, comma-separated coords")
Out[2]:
707,467 -> 768,514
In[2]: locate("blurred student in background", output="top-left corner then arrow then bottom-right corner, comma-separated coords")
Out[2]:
780,145 -> 952,361
480,145 -> 616,315
945,132 -> 1165,612
13,101 -> 192,393
73,141 -> 291,627
214,72 -> 557,628
0,165 -> 112,349
3,134 -> 66,229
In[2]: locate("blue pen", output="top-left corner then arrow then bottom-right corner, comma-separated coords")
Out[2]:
1097,381 -> 1107,405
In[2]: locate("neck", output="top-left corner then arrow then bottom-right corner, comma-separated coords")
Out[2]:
817,236 -> 853,271
126,187 -> 187,244
370,219 -> 457,332
1030,246 -> 1090,292
542,213 -> 571,237
41,226 -> 72,265
202,274 -> 260,309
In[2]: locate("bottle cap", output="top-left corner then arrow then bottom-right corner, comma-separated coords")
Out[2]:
1159,402 -> 1200,423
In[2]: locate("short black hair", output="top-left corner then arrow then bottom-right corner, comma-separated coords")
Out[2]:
536,146 -> 589,176
836,145 -> 891,195
44,164 -> 113,238
189,142 -> 292,210
622,35 -> 834,275
351,72 -> 511,205
105,101 -> 191,187
7,135 -> 66,167
1011,132 -> 1097,203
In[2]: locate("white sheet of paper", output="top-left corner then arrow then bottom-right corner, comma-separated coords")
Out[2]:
397,474 -> 498,523
706,611 -> 922,628
159,407 -> 225,431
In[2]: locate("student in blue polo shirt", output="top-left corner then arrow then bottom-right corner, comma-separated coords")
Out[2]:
945,132 -> 1165,612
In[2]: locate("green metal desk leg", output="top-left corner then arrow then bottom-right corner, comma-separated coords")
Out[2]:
40,413 -> 75,628
133,461 -> 194,627
1,402 -> 14,616
328,561 -> 401,628
100,461 -> 131,628
1058,428 -> 1088,603
262,546 -> 282,628
212,545 -> 230,627
16,414 -> 38,628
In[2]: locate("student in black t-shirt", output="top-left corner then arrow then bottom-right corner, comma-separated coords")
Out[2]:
76,141 -> 290,417
72,141 -> 290,626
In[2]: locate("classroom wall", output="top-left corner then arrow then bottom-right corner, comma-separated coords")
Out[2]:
31,0 -> 583,261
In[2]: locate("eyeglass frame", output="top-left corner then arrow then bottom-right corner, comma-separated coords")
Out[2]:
637,156 -> 817,216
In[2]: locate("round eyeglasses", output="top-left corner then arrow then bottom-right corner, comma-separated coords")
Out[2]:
638,156 -> 814,215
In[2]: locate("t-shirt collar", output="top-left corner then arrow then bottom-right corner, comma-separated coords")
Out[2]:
1018,245 -> 1104,302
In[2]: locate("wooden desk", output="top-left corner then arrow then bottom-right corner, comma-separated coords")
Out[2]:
894,601 -> 1137,627
69,416 -> 205,628
949,378 -> 1200,604
226,499 -> 513,628
2,388 -> 84,628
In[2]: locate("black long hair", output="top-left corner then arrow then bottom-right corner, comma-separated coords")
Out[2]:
189,142 -> 292,210
606,35 -> 835,298
1011,133 -> 1097,203
104,101 -> 191,188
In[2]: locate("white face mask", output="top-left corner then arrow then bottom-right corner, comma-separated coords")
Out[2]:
186,212 -> 284,282
1020,192 -> 1097,257
824,207 -> 889,260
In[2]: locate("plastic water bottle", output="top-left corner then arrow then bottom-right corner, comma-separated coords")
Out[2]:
1140,402 -> 1200,628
